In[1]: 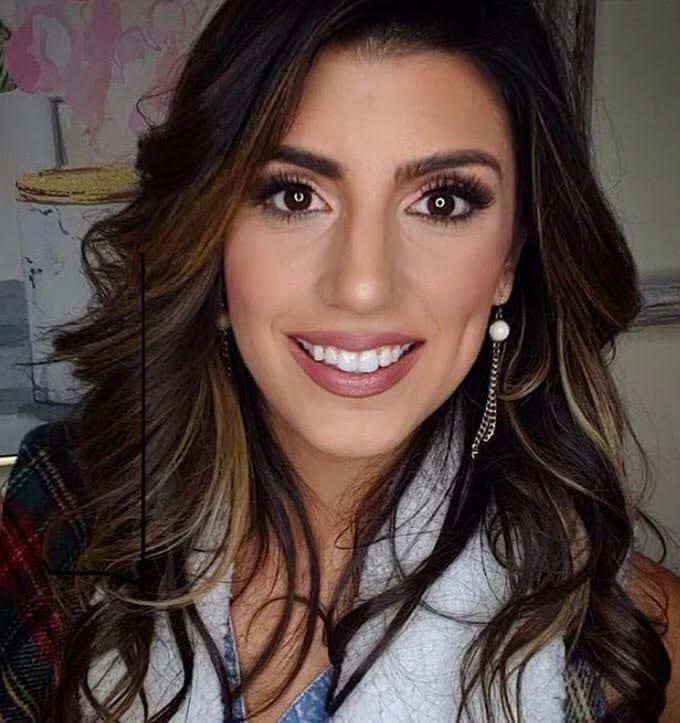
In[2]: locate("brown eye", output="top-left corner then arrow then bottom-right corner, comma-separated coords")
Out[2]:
251,172 -> 327,223
279,186 -> 312,212
405,172 -> 495,229
425,192 -> 467,218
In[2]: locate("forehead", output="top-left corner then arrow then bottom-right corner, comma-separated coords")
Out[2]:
280,47 -> 514,184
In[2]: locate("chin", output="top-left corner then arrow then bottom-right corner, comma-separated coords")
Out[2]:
297,415 -> 414,461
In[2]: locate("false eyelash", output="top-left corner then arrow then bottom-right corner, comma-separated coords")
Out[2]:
249,169 -> 495,227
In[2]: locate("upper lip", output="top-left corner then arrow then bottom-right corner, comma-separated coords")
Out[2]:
288,330 -> 424,351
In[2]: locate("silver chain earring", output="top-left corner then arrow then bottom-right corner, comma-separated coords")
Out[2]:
217,305 -> 233,376
470,304 -> 510,460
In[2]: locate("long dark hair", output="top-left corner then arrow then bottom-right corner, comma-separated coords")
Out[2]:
38,1 -> 671,720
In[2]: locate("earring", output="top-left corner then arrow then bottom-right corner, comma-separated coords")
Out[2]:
217,307 -> 233,376
470,304 -> 510,460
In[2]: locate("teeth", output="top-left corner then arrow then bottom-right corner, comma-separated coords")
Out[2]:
295,338 -> 415,373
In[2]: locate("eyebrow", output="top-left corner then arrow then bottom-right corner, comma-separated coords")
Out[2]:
269,144 -> 503,184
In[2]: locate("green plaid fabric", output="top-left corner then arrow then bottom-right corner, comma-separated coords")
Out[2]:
0,420 -> 89,722
0,420 -> 608,721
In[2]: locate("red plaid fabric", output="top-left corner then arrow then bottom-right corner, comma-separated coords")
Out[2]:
1,420 -> 86,722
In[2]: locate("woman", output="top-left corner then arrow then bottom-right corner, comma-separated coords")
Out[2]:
1,1 -> 678,721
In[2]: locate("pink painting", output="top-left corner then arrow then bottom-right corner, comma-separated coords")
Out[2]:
1,0 -> 218,163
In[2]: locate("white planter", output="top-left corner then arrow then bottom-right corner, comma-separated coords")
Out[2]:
16,200 -> 126,404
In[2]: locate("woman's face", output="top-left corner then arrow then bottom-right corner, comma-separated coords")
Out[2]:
224,48 -> 520,480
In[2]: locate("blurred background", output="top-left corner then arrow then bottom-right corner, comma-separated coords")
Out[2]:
0,0 -> 678,570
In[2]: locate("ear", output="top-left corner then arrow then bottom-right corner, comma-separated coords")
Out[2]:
493,231 -> 525,306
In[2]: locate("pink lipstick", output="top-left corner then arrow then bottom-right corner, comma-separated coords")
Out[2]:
286,335 -> 425,398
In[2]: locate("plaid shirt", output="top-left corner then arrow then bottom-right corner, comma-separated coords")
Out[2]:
0,420 -> 608,722
0,420 -> 86,722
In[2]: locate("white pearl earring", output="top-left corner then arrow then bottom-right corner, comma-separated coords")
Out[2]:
471,304 -> 510,460
489,316 -> 510,342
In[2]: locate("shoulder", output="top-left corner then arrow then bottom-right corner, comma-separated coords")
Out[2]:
628,551 -> 680,721
0,419 -> 84,720
1,416 -> 88,574
2,418 -> 83,525
628,551 -> 680,635
2,417 -> 87,570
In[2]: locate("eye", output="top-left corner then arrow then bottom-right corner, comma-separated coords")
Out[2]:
405,172 -> 495,228
249,172 -> 328,223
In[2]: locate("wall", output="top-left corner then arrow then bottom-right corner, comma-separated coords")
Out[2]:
592,0 -> 680,571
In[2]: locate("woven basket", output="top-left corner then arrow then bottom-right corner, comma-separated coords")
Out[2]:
15,161 -> 139,204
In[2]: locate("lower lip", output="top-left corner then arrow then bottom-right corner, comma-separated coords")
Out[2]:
286,336 -> 425,398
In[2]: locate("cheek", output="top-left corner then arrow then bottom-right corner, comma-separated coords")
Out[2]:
428,258 -> 503,381
429,249 -> 502,330
223,232 -> 279,324
222,235 -> 276,378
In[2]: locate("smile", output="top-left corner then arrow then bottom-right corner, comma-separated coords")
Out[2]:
286,336 -> 425,398
294,336 -> 416,372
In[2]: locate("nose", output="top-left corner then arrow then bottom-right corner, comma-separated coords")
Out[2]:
320,211 -> 400,316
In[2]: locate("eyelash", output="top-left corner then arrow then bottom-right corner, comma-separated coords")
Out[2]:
249,170 -> 495,228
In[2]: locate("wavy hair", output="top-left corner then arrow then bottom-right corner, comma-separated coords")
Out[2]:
33,1 -> 672,720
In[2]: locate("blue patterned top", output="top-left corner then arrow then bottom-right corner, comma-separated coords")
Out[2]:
224,609 -> 333,722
